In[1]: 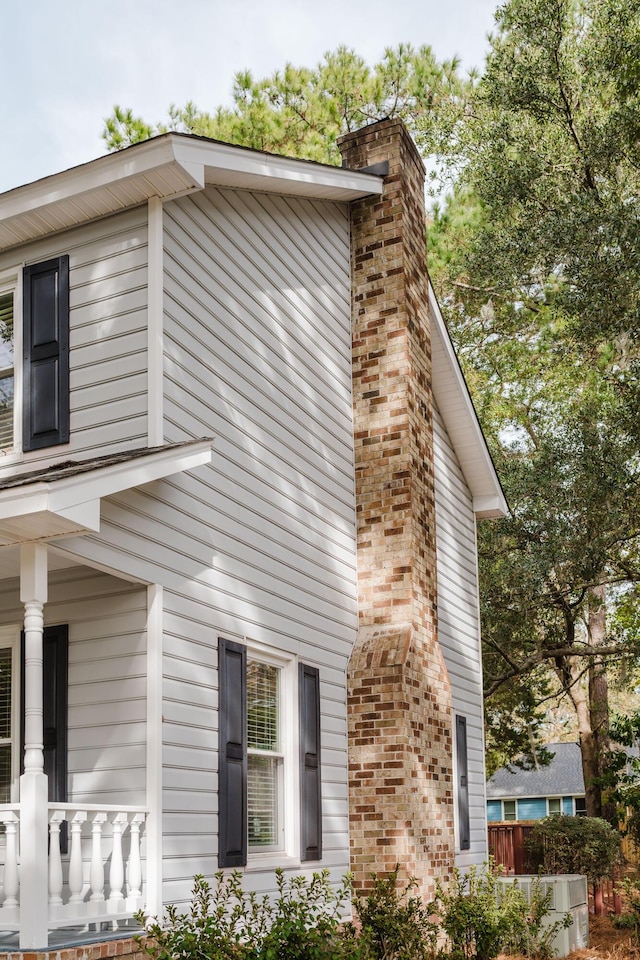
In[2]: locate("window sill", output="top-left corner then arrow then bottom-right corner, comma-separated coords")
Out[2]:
244,854 -> 302,873
0,449 -> 22,471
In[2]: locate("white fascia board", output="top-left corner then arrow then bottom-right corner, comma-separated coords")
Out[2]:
0,134 -> 380,236
0,139 -> 203,222
429,285 -> 508,517
0,439 -> 213,522
172,138 -> 383,200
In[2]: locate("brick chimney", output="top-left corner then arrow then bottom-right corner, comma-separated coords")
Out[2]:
338,119 -> 455,896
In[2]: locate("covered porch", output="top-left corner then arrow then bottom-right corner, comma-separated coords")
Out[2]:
0,441 -> 212,949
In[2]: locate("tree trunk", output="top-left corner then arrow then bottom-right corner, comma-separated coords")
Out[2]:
587,583 -> 614,821
556,583 -> 612,819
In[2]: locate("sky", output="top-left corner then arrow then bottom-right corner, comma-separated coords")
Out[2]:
1,0 -> 499,194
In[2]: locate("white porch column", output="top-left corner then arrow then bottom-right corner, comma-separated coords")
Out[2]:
145,584 -> 163,917
19,542 -> 49,949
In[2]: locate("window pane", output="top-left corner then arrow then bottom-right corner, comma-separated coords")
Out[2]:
248,754 -> 279,847
0,293 -> 13,450
0,647 -> 12,740
504,800 -> 516,821
247,661 -> 279,751
0,745 -> 11,803
548,798 -> 561,815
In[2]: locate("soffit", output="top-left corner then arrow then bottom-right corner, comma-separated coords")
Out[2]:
0,134 -> 383,253
0,438 -> 213,547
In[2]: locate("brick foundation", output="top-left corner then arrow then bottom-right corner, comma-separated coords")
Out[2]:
0,938 -> 145,960
339,119 -> 455,898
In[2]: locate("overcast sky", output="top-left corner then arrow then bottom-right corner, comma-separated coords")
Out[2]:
1,0 -> 498,194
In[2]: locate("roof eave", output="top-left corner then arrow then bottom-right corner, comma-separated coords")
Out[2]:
429,285 -> 509,518
0,439 -> 213,547
0,134 -> 383,253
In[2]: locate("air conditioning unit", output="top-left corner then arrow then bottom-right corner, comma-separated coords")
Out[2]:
497,875 -> 588,958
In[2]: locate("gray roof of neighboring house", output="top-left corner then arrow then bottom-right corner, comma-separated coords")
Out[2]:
486,742 -> 585,800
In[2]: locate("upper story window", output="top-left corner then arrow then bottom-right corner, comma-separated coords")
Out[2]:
0,291 -> 14,451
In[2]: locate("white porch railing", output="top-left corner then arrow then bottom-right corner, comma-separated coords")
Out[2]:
0,803 -> 147,933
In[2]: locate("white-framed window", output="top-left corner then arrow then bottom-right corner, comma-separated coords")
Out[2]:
0,626 -> 20,802
0,269 -> 20,457
548,797 -> 561,815
503,799 -> 517,821
246,647 -> 297,857
218,638 -> 321,869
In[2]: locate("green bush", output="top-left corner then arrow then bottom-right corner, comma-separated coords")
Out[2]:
137,864 -> 565,960
614,875 -> 640,942
428,864 -> 526,960
137,869 -> 366,960
525,814 -> 621,882
351,866 -> 438,959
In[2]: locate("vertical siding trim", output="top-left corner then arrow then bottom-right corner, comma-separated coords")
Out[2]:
148,198 -> 163,446
145,584 -> 163,916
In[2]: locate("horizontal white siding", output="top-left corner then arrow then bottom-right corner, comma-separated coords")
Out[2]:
56,186 -> 357,905
433,406 -> 488,868
0,566 -> 147,804
0,207 -> 148,473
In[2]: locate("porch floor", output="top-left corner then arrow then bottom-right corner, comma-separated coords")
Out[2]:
0,921 -> 143,954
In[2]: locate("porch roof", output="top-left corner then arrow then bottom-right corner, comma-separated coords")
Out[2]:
0,439 -> 213,547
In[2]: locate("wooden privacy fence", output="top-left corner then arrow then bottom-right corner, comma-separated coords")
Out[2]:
488,823 -> 538,875
487,823 -> 622,915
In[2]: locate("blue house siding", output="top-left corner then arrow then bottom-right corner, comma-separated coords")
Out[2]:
517,798 -> 547,820
487,800 -> 502,822
562,796 -> 573,814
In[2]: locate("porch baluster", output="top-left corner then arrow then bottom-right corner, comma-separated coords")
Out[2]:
3,816 -> 19,909
48,814 -> 64,906
127,813 -> 144,900
89,813 -> 107,902
108,814 -> 127,907
68,813 -> 87,904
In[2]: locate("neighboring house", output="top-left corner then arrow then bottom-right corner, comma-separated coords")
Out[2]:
0,118 -> 506,951
486,742 -> 586,822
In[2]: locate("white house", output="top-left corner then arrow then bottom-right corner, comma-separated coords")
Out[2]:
0,118 -> 506,951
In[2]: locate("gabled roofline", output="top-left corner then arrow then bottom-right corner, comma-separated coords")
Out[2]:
0,134 -> 383,253
429,285 -> 509,519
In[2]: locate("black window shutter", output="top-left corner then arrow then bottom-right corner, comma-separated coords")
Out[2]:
456,715 -> 470,851
299,663 -> 322,862
23,255 -> 70,451
218,638 -> 247,867
21,624 -> 68,800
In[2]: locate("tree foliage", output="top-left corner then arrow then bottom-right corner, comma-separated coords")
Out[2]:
104,44 -> 466,170
428,0 -> 640,812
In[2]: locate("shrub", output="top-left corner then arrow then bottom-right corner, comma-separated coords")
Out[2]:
428,864 -> 526,960
351,865 -> 438,959
614,875 -> 640,943
138,864 -> 566,960
137,869 -> 367,960
525,814 -> 621,882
